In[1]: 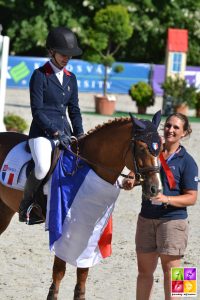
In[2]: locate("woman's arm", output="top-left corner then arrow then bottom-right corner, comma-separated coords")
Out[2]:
151,190 -> 198,207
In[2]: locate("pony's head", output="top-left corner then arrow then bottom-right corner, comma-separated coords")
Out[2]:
129,110 -> 162,198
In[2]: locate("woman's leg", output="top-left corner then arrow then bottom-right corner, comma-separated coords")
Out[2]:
157,219 -> 189,300
136,252 -> 159,300
160,254 -> 181,300
29,137 -> 53,179
135,215 -> 159,300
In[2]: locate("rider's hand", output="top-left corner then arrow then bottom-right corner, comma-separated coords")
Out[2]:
54,131 -> 72,149
77,133 -> 85,140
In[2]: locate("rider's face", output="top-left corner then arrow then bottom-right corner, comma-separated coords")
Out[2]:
53,52 -> 72,69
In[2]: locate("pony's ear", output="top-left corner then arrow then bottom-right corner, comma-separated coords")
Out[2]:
152,110 -> 161,129
129,113 -> 146,130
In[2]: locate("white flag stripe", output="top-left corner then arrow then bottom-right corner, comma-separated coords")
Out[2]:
51,169 -> 120,267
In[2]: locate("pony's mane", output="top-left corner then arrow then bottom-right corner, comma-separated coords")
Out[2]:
86,117 -> 130,136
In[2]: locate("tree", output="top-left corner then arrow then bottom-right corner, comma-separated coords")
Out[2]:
82,4 -> 133,96
1,0 -> 90,56
0,0 -> 200,66
121,0 -> 200,65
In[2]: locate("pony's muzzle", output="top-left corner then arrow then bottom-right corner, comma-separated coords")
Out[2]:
150,185 -> 161,196
150,185 -> 157,195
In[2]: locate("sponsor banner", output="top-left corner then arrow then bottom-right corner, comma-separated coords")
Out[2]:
6,56 -> 200,95
7,56 -> 150,94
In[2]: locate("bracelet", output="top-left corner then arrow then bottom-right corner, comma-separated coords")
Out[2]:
164,196 -> 170,208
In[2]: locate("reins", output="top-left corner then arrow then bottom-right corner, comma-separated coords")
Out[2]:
63,133 -> 160,183
64,140 -> 135,180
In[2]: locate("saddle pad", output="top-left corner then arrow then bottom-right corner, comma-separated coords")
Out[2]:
0,141 -> 32,190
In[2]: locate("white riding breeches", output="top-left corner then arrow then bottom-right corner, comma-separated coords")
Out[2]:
29,137 -> 58,180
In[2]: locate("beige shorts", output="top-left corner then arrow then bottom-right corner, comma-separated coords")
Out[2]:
135,215 -> 189,256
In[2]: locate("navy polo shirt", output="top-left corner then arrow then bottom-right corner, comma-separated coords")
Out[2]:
140,146 -> 198,220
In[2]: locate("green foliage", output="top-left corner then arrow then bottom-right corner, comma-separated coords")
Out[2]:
162,76 -> 197,108
129,81 -> 154,107
113,65 -> 124,73
120,1 -> 200,65
2,0 -> 85,56
83,4 -> 133,95
4,114 -> 28,133
1,0 -> 200,65
94,5 -> 133,45
85,4 -> 133,60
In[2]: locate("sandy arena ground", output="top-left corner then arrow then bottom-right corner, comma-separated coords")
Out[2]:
0,90 -> 199,300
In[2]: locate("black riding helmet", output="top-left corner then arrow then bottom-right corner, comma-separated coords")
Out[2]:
46,27 -> 82,56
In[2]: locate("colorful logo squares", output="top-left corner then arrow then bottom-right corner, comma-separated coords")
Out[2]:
171,267 -> 197,297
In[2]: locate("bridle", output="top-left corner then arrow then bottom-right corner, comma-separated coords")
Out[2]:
129,137 -> 160,183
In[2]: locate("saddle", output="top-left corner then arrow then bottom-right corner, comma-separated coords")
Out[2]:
0,141 -> 61,222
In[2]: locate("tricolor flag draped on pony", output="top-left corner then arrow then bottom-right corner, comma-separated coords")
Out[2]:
45,149 -> 120,267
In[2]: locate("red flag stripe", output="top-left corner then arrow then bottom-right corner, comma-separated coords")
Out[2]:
7,173 -> 14,185
98,217 -> 112,258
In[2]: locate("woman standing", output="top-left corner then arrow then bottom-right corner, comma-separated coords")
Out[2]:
19,27 -> 84,224
123,112 -> 198,300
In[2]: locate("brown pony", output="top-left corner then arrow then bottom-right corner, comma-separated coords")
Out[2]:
0,112 -> 162,300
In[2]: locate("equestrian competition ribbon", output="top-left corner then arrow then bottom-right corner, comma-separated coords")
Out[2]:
159,152 -> 176,189
45,150 -> 120,268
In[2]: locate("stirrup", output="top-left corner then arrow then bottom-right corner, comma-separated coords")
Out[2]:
26,203 -> 44,225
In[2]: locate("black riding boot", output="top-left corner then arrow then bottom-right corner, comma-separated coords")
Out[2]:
19,171 -> 44,225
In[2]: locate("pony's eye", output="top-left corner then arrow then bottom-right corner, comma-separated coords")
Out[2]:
139,145 -> 146,152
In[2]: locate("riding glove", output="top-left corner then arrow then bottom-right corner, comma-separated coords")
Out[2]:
57,132 -> 71,149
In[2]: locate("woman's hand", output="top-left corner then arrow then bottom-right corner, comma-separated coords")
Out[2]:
150,192 -> 169,205
122,171 -> 135,190
151,190 -> 197,207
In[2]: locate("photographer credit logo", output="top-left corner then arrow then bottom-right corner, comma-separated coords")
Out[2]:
171,267 -> 197,297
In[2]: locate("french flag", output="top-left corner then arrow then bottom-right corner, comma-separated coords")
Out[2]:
1,164 -> 15,186
46,150 -> 120,267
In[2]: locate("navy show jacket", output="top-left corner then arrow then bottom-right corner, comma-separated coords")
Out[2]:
29,62 -> 84,139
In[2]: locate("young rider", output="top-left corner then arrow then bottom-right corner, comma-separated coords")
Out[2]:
19,27 -> 84,224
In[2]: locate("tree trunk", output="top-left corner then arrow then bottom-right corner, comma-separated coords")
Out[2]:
196,108 -> 200,118
137,106 -> 147,114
